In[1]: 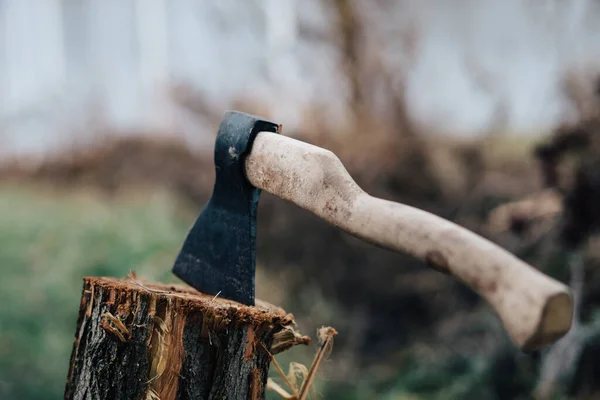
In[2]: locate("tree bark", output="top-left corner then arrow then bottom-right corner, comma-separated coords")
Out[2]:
332,0 -> 363,122
64,277 -> 308,400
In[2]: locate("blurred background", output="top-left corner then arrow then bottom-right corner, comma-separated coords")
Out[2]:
1,0 -> 600,398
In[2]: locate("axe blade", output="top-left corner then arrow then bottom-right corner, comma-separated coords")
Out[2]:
172,111 -> 279,305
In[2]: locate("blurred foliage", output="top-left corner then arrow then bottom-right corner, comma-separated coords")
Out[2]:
0,128 -> 596,400
0,131 -> 599,399
0,185 -> 188,399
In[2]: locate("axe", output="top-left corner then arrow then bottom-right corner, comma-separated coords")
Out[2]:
173,111 -> 573,351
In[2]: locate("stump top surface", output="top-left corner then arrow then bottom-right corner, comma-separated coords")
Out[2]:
86,276 -> 293,326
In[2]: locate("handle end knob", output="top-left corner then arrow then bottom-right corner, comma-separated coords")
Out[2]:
520,290 -> 573,351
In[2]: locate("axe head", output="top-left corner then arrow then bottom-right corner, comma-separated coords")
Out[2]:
172,111 -> 279,305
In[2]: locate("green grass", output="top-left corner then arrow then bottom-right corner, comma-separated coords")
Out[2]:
0,185 -> 190,399
0,184 -> 331,399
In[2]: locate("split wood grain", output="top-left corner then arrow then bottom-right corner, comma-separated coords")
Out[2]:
65,277 -> 308,400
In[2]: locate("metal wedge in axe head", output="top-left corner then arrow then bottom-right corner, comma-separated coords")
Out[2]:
173,110 -> 574,351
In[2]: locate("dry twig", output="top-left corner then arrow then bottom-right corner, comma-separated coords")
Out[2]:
265,326 -> 338,400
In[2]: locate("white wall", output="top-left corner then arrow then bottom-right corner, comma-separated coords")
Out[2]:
0,0 -> 599,157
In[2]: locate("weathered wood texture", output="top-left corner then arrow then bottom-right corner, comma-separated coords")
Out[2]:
246,131 -> 573,350
65,277 -> 306,400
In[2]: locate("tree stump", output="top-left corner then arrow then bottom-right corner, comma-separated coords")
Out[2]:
65,277 -> 308,400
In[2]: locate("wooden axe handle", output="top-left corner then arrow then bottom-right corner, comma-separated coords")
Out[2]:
245,132 -> 573,351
